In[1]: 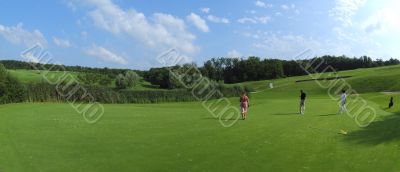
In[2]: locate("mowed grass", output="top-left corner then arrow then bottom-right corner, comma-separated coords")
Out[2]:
1,65 -> 400,171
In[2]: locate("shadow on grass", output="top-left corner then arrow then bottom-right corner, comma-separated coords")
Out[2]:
202,117 -> 240,121
344,112 -> 400,145
271,113 -> 299,116
318,113 -> 338,117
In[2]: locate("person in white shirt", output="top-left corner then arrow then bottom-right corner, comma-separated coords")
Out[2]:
340,90 -> 347,114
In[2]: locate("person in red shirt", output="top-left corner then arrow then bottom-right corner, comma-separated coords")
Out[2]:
240,92 -> 249,120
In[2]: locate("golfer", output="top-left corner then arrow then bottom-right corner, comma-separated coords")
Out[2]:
340,90 -> 347,114
240,92 -> 249,120
389,96 -> 394,109
299,90 -> 306,115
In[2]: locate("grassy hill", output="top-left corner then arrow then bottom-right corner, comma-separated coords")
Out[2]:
1,65 -> 400,171
233,64 -> 400,102
7,69 -> 159,90
8,69 -> 79,83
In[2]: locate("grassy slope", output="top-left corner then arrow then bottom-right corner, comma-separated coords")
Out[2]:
7,69 -> 158,90
7,69 -> 78,84
1,65 -> 400,171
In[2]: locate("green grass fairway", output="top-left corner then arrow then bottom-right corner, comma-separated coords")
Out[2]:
1,65 -> 400,171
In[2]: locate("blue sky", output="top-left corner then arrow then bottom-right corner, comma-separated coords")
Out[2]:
0,0 -> 399,69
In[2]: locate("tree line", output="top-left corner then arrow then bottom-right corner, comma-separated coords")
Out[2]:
3,55 -> 399,89
1,55 -> 399,104
143,55 -> 399,87
199,55 -> 400,84
0,62 -> 250,104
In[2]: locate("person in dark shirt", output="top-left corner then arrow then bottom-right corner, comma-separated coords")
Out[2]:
300,90 -> 306,115
389,96 -> 394,109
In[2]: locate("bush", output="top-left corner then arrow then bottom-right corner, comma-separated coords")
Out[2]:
21,82 -> 251,104
115,74 -> 126,89
77,73 -> 113,87
4,75 -> 26,103
0,63 -> 7,81
0,64 -> 26,104
115,71 -> 140,89
125,71 -> 139,88
0,82 -> 7,103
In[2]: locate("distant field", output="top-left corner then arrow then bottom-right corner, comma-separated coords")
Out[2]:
1,65 -> 400,171
7,69 -> 159,90
7,69 -> 78,84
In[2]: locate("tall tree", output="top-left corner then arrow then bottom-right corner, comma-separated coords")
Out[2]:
125,71 -> 139,88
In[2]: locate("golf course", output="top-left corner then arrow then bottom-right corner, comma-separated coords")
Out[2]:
2,0 -> 400,171
1,64 -> 400,171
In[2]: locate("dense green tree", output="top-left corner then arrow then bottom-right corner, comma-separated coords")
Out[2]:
77,73 -> 98,85
4,75 -> 25,102
0,64 -> 26,103
77,72 -> 113,87
0,64 -> 8,102
115,74 -> 127,89
125,71 -> 139,88
0,63 -> 7,81
0,82 -> 6,100
115,71 -> 140,89
143,68 -> 171,89
98,75 -> 112,86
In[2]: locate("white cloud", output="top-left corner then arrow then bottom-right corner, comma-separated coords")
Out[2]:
227,49 -> 242,58
361,1 -> 400,34
83,0 -> 198,56
53,37 -> 71,48
257,16 -> 271,24
200,8 -> 210,14
278,4 -> 299,17
207,15 -> 230,24
327,0 -> 400,59
85,45 -> 128,65
238,17 -> 257,24
251,32 -> 324,57
329,0 -> 367,27
21,51 -> 40,63
363,21 -> 383,34
281,4 -> 296,10
186,13 -> 209,32
0,23 -> 47,47
255,1 -> 273,8
243,31 -> 261,39
249,30 -> 383,58
255,1 -> 265,7
238,16 -> 271,24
